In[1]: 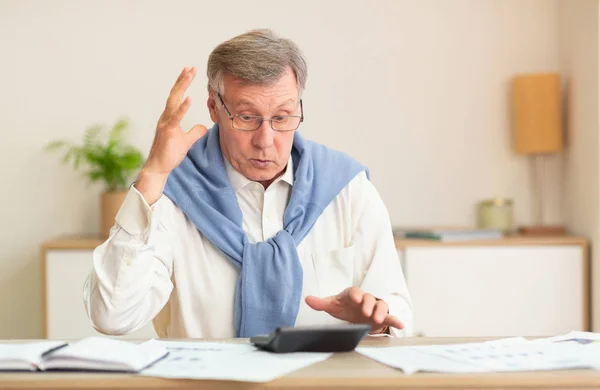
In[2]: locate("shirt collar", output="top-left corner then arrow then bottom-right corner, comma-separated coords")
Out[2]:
224,156 -> 294,193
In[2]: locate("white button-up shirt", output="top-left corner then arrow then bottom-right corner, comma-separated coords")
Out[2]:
83,157 -> 413,338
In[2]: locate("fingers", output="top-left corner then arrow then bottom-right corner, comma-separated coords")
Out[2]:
372,300 -> 389,325
382,314 -> 404,330
367,297 -> 404,330
169,96 -> 192,126
186,124 -> 208,145
305,295 -> 333,311
348,286 -> 363,305
164,66 -> 197,120
175,66 -> 189,84
170,66 -> 188,93
160,68 -> 188,123
361,294 -> 376,317
307,288 -> 405,332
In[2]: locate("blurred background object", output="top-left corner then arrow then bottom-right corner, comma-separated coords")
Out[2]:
511,73 -> 566,236
46,118 -> 144,237
476,198 -> 514,233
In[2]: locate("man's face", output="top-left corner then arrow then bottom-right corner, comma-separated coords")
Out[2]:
208,67 -> 300,188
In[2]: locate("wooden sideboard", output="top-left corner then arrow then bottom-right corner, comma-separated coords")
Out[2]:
395,235 -> 589,337
41,235 -> 589,339
41,236 -> 157,340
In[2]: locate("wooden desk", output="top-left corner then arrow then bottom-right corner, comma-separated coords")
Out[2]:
2,337 -> 600,389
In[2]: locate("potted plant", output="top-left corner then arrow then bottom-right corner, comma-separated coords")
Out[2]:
46,118 -> 144,237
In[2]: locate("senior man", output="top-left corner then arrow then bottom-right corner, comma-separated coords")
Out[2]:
84,29 -> 412,338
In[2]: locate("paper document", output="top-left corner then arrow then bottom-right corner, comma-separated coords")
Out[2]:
357,337 -> 600,375
357,346 -> 489,375
531,331 -> 600,345
140,340 -> 332,382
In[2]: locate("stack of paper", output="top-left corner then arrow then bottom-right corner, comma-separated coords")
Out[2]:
357,333 -> 600,375
140,340 -> 332,382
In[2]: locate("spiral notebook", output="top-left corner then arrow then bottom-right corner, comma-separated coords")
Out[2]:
0,337 -> 168,372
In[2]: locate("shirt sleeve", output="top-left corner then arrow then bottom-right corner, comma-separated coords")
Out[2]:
349,172 -> 414,337
82,186 -> 175,335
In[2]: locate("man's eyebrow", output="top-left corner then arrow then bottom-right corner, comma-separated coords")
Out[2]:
233,98 -> 296,109
233,99 -> 255,108
276,99 -> 295,108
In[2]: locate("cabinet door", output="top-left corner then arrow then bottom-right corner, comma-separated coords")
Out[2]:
404,245 -> 585,337
45,249 -> 157,339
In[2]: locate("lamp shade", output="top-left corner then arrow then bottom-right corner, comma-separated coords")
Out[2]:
512,73 -> 563,154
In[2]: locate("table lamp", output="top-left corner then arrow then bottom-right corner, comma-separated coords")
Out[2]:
511,72 -> 565,235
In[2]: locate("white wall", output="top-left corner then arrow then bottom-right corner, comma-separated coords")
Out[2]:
0,0 -> 561,338
559,0 -> 600,330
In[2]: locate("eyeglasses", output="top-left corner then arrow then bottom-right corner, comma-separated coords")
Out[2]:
217,93 -> 304,132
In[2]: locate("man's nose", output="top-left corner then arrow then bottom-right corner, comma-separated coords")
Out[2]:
252,120 -> 275,149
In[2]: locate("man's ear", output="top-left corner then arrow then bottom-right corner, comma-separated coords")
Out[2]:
207,91 -> 219,123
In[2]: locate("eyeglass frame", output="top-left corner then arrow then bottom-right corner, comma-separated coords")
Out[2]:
217,93 -> 304,132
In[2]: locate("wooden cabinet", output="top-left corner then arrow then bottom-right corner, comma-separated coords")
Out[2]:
41,235 -> 589,339
396,236 -> 589,337
41,237 -> 157,339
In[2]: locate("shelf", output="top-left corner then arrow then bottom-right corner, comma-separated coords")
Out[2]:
395,235 -> 588,248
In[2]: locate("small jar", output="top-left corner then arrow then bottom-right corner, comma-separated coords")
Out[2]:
477,198 -> 514,233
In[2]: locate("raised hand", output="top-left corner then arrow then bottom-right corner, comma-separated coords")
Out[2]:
136,67 -> 208,205
305,287 -> 404,334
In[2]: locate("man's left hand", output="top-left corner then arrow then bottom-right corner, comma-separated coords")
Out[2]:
305,287 -> 404,333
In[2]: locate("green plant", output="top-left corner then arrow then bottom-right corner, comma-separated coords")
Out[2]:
46,118 -> 144,192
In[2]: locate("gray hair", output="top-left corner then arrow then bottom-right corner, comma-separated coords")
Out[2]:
207,29 -> 307,98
